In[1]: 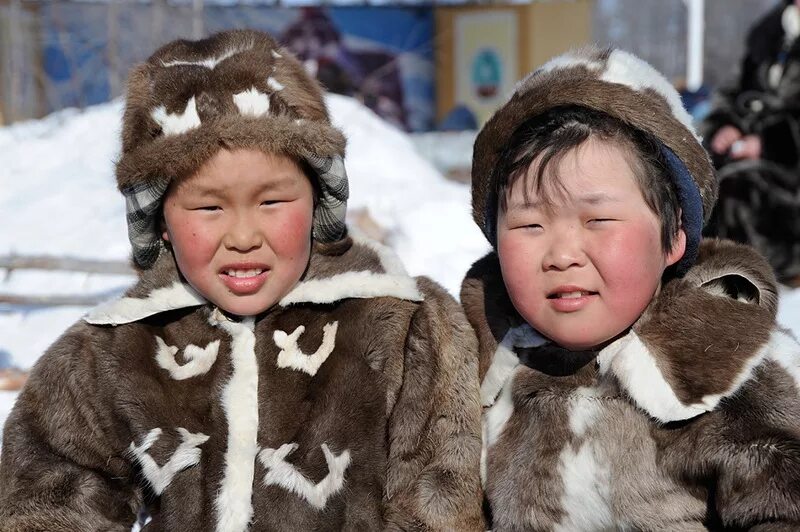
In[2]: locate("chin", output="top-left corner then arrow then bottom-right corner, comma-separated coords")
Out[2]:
215,296 -> 276,317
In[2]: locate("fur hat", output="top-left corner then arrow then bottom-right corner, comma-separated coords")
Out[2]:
472,46 -> 717,275
117,29 -> 348,269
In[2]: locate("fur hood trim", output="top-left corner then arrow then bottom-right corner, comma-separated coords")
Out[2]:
461,239 -> 783,423
85,234 -> 422,326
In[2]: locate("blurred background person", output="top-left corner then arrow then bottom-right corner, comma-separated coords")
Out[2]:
702,0 -> 800,284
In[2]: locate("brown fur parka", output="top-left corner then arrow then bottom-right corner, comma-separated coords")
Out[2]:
0,236 -> 484,531
462,239 -> 800,531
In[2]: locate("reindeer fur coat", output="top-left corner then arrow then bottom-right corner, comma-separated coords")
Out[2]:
0,236 -> 484,532
462,239 -> 800,531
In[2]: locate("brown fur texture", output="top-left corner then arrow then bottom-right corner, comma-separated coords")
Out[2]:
471,45 -> 716,235
117,29 -> 345,191
461,238 -> 800,530
0,240 -> 484,531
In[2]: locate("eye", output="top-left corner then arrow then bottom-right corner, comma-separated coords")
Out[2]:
588,218 -> 616,224
193,205 -> 221,212
515,223 -> 542,231
261,200 -> 286,206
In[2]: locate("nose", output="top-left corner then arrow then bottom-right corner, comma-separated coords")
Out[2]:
542,227 -> 586,271
222,211 -> 263,252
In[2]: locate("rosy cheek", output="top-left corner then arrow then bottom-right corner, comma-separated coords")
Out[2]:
273,205 -> 313,259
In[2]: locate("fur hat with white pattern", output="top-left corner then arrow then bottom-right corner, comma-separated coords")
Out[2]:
117,29 -> 348,270
472,46 -> 717,275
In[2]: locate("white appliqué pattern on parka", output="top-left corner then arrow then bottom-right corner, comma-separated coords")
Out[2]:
273,321 -> 338,377
129,427 -> 210,495
258,442 -> 351,510
154,336 -> 220,380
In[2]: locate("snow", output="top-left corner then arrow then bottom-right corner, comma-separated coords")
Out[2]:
0,94 -> 798,446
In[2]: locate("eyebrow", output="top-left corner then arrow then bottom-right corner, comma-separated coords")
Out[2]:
506,192 -> 622,212
185,175 -> 299,196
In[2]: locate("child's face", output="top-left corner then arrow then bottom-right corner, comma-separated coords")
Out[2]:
496,138 -> 686,350
163,148 -> 314,316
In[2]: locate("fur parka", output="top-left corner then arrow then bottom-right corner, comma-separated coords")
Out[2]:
461,239 -> 800,531
0,236 -> 484,531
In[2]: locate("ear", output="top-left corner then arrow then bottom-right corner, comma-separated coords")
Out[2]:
665,227 -> 687,267
161,217 -> 170,243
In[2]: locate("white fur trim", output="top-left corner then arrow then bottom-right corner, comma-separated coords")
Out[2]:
279,272 -> 423,306
85,282 -> 206,325
481,368 -> 517,487
601,49 -> 700,140
554,392 -> 613,532
598,330 -> 770,422
258,443 -> 351,510
160,44 -> 253,70
539,53 -> 602,77
213,316 -> 259,532
350,233 -> 408,276
767,330 -> 800,390
271,50 -> 282,59
481,324 -> 546,407
129,427 -> 210,496
233,87 -> 271,117
151,96 -> 202,137
267,77 -> 285,92
155,337 -> 220,380
274,322 -> 338,377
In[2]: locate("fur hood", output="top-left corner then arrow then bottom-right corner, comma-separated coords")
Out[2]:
471,46 -> 716,274
117,30 -> 348,269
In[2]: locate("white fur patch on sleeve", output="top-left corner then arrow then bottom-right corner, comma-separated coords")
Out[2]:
273,322 -> 338,377
129,427 -> 210,496
279,272 -> 423,306
233,87 -> 271,117
84,282 -> 206,326
258,442 -> 351,510
155,337 -> 220,380
601,50 -> 700,140
151,96 -> 202,137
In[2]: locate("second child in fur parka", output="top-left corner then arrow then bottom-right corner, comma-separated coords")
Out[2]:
464,46 -> 800,530
0,30 -> 484,531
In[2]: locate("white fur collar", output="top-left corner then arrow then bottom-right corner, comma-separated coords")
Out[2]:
85,238 -> 422,325
85,282 -> 206,326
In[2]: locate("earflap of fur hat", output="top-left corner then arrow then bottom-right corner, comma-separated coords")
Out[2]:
472,46 -> 717,273
116,29 -> 349,269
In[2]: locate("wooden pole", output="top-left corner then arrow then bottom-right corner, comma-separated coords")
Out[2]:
0,254 -> 134,275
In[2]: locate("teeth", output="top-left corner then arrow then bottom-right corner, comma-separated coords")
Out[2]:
557,291 -> 587,299
225,269 -> 263,278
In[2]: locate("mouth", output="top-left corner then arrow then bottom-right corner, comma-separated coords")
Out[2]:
547,288 -> 598,299
219,264 -> 270,295
222,268 -> 267,278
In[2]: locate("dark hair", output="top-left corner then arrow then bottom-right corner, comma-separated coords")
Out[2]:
494,105 -> 681,254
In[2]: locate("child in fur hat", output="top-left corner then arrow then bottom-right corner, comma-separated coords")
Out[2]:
462,46 -> 800,530
0,30 -> 484,531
